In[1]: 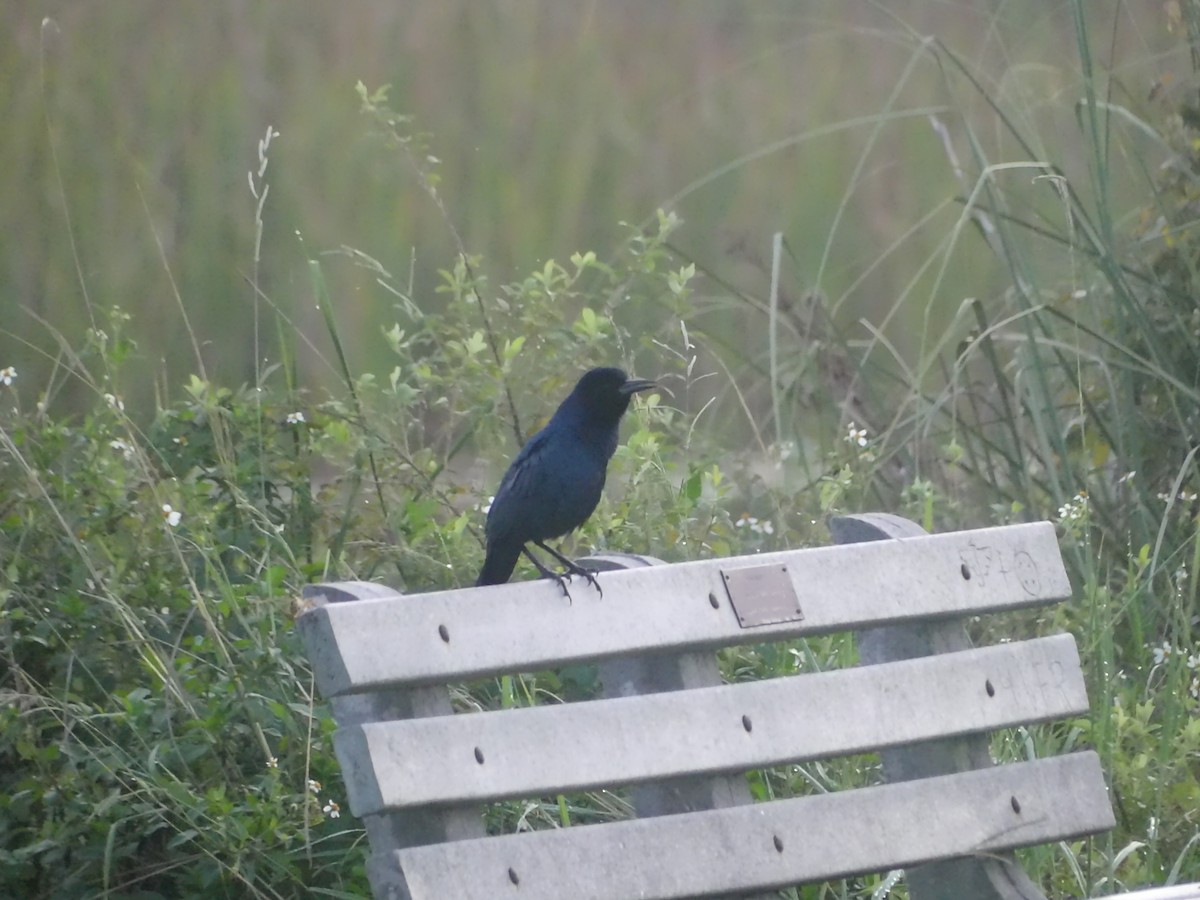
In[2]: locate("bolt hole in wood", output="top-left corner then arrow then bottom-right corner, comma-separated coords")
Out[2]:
985,679 -> 995,697
508,867 -> 519,885
438,624 -> 450,642
474,747 -> 485,764
961,563 -> 971,580
773,835 -> 784,853
708,591 -> 720,609
742,715 -> 753,733
1011,795 -> 1022,813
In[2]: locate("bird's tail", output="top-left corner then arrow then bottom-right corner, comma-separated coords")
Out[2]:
475,542 -> 522,586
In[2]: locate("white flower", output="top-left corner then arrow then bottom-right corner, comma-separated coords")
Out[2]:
266,756 -> 279,769
1151,642 -> 1173,665
845,422 -> 869,448
307,779 -> 321,794
161,504 -> 182,528
322,800 -> 341,819
480,496 -> 494,515
0,366 -> 16,386
1057,491 -> 1089,523
1157,488 -> 1197,503
735,514 -> 774,536
286,411 -> 306,425
110,439 -> 135,460
103,392 -> 125,411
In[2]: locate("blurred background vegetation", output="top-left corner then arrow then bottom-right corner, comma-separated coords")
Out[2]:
3,1 -> 1200,898
2,1 -> 1182,408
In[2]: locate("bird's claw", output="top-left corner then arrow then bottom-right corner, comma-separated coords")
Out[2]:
539,565 -> 602,601
547,571 -> 573,600
523,544 -> 602,600
563,563 -> 603,598
578,568 -> 603,597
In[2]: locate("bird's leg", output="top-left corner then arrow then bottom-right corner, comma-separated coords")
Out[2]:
521,546 -> 573,599
534,540 -> 602,597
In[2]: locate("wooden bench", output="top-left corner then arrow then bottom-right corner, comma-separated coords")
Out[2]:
297,513 -> 1200,900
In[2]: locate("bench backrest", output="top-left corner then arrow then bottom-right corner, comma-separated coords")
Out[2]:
298,513 -> 1114,900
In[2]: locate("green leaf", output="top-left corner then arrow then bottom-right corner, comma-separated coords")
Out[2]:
503,335 -> 525,361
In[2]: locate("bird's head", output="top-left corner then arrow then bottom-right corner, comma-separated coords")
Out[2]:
564,367 -> 657,424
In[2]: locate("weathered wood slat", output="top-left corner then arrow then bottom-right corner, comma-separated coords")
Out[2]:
299,522 -> 1069,696
392,753 -> 1114,900
336,634 -> 1086,815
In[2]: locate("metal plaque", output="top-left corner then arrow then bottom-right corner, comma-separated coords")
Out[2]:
720,564 -> 803,628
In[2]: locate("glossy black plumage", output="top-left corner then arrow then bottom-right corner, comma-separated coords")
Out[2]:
476,367 -> 656,589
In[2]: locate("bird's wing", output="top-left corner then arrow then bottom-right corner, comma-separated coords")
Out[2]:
485,428 -> 552,539
496,428 -> 550,498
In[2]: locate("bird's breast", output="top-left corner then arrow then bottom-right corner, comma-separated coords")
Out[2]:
527,442 -> 607,539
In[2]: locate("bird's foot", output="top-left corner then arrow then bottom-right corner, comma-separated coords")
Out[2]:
529,542 -> 603,599
561,561 -> 603,598
524,552 -> 574,601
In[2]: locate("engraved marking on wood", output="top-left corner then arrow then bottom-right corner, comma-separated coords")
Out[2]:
1012,549 -> 1041,594
990,652 -> 1072,712
958,541 -> 1042,595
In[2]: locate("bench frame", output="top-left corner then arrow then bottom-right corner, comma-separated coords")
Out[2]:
298,513 -> 1200,900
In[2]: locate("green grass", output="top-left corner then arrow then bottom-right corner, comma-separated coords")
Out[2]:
2,1 -> 1200,897
2,2 -> 1175,406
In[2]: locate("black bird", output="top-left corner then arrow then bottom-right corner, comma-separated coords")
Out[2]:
476,367 -> 657,592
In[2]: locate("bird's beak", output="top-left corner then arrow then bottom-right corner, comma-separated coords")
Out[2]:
619,377 -> 658,395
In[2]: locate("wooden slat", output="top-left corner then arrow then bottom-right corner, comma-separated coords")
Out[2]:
392,753 -> 1114,900
335,635 -> 1085,815
299,522 -> 1070,696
